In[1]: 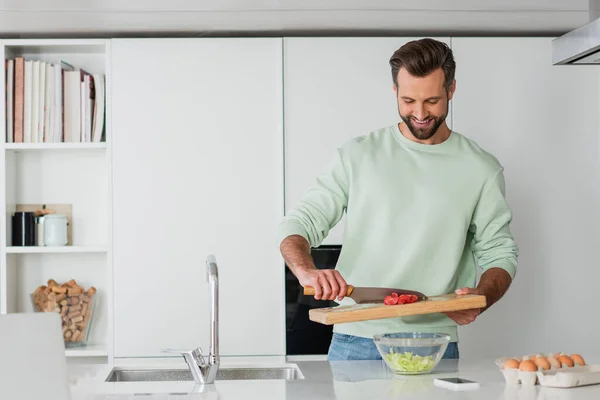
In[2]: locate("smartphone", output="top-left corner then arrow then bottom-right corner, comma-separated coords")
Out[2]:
433,377 -> 480,391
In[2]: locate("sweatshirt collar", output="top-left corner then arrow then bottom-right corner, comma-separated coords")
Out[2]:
393,122 -> 457,153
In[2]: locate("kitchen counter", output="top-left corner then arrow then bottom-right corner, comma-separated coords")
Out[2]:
68,357 -> 600,400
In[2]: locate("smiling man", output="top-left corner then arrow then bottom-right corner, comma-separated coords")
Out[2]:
278,38 -> 519,360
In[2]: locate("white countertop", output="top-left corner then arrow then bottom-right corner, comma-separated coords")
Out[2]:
68,357 -> 600,400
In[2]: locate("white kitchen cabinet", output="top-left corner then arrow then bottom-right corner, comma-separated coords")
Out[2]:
111,38 -> 284,358
450,38 -> 600,359
283,37 -> 451,245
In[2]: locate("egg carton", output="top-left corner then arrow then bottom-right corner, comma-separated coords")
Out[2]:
495,355 -> 588,387
536,364 -> 600,388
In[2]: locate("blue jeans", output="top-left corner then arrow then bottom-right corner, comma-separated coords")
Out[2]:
327,332 -> 459,361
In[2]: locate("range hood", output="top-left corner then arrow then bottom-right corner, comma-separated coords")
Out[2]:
552,0 -> 600,64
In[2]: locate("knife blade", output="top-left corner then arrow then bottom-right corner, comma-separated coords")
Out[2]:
303,285 -> 428,303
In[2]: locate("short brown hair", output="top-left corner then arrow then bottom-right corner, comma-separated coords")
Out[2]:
389,38 -> 455,92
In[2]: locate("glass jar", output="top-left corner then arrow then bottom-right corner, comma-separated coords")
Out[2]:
43,214 -> 68,246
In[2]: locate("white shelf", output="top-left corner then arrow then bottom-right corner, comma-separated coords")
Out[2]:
3,142 -> 106,150
65,344 -> 108,358
6,246 -> 108,254
4,39 -> 107,47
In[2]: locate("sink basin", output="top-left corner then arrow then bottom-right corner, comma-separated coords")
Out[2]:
105,365 -> 304,382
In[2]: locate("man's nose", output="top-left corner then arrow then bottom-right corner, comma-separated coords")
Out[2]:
413,105 -> 428,120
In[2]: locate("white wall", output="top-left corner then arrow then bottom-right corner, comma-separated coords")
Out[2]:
451,37 -> 600,360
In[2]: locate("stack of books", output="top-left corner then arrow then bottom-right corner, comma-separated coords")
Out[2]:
5,57 -> 105,143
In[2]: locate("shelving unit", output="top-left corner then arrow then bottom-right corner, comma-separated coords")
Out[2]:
0,39 -> 112,362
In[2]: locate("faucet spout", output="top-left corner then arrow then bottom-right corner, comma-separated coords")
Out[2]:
161,255 -> 220,384
206,254 -> 219,364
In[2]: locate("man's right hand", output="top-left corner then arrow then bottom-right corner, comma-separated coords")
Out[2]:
279,234 -> 348,301
297,268 -> 348,301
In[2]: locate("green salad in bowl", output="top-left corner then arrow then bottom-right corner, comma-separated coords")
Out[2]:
373,332 -> 450,375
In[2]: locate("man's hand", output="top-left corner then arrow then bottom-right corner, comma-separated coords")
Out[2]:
280,234 -> 349,301
444,287 -> 483,325
297,268 -> 348,301
444,268 -> 513,326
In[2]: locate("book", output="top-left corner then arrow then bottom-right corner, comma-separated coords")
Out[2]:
4,57 -> 105,144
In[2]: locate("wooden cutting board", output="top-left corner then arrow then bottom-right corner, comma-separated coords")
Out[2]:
308,293 -> 486,325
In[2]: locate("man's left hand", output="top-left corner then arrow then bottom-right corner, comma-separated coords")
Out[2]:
444,268 -> 513,325
443,287 -> 484,325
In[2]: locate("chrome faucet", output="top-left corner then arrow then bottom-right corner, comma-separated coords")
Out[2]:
161,254 -> 220,384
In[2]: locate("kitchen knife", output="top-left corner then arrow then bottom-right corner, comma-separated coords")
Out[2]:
303,285 -> 428,303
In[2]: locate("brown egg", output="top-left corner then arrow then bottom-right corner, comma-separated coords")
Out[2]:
546,355 -> 561,369
503,358 -> 519,369
570,354 -> 585,366
534,357 -> 551,371
558,355 -> 574,367
519,360 -> 538,372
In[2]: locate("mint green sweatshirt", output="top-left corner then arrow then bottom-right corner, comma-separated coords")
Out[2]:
277,123 -> 518,342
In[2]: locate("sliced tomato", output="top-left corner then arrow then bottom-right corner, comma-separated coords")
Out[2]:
397,294 -> 418,304
384,293 -> 419,305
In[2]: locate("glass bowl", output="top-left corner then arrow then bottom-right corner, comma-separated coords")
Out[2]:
31,284 -> 97,348
373,332 -> 451,375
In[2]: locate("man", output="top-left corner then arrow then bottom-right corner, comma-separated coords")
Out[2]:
277,38 -> 518,361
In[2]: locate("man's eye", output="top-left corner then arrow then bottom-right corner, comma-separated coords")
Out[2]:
427,100 -> 438,105
404,100 -> 414,104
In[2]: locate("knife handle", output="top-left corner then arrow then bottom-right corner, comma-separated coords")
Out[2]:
304,285 -> 354,296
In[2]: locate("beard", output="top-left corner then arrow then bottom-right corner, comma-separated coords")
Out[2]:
399,100 -> 449,141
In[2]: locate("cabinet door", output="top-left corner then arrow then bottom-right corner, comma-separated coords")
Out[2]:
451,38 -> 599,358
283,37 -> 451,245
111,38 -> 284,357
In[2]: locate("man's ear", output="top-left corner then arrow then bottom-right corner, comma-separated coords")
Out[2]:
447,79 -> 456,100
393,83 -> 398,96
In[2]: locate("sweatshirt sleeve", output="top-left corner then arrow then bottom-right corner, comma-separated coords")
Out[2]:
469,167 -> 519,279
277,148 -> 350,248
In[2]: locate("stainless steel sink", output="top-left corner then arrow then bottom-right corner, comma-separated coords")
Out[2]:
105,365 -> 304,382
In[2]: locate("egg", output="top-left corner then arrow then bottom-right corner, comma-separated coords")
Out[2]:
531,353 -> 545,362
534,357 -> 551,371
519,359 -> 538,372
503,358 -> 519,369
570,354 -> 585,366
546,355 -> 561,369
558,355 -> 574,367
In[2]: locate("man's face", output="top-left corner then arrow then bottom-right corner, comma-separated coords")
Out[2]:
393,67 -> 455,141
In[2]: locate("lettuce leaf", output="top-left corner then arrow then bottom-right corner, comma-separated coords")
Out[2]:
384,351 -> 436,372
